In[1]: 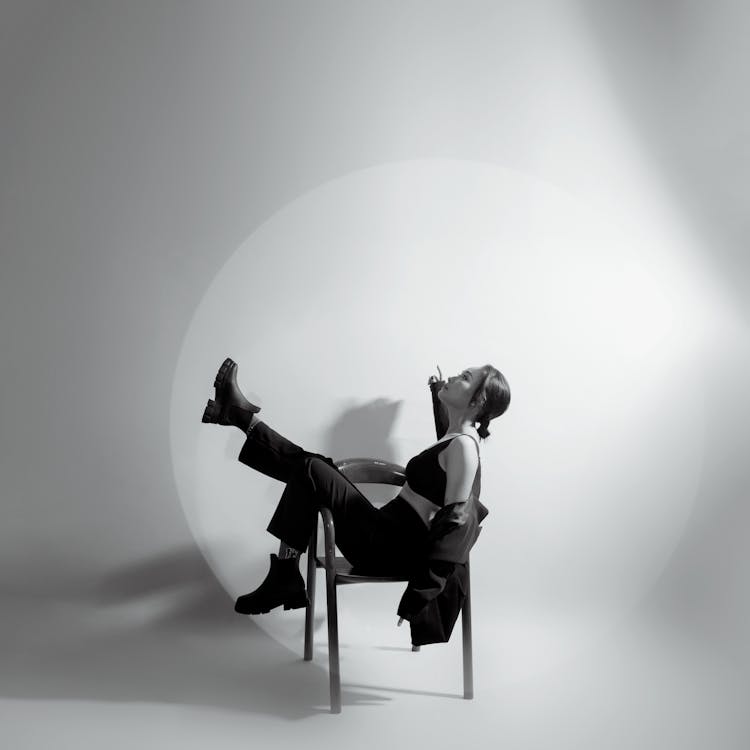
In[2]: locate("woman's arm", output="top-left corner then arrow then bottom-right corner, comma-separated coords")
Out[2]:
443,435 -> 480,506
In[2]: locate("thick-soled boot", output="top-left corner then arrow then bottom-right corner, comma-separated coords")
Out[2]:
201,357 -> 260,429
234,553 -> 309,615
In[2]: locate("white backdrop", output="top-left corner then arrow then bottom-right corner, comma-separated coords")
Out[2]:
3,1 -> 749,746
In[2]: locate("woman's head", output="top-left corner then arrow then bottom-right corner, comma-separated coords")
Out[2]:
439,364 -> 511,440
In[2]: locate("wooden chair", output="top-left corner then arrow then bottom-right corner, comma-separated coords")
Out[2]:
303,456 -> 474,713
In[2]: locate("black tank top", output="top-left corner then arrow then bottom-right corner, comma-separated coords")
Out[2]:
404,433 -> 481,506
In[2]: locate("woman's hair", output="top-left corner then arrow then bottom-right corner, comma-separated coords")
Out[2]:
470,364 -> 511,440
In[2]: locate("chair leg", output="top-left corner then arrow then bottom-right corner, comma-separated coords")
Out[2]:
462,565 -> 474,699
325,563 -> 341,713
304,532 -> 317,661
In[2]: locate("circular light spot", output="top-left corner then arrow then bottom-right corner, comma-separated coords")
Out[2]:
171,159 -> 711,677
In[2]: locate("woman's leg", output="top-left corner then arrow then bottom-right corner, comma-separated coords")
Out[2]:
229,383 -> 384,556
207,357 -> 385,556
234,455 -> 388,615
240,421 -> 421,569
202,357 -> 330,484
265,455 -> 382,567
237,418 -> 330,485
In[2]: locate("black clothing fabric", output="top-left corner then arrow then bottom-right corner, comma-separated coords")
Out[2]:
404,434 -> 473,506
396,455 -> 487,645
237,421 -> 428,575
429,377 -> 451,439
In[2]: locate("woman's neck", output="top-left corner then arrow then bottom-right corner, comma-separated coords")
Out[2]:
445,414 -> 477,436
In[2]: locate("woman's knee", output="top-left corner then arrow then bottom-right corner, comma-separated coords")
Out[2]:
304,454 -> 338,481
284,454 -> 335,488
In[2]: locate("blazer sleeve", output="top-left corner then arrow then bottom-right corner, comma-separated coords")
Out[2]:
428,377 -> 450,439
402,562 -> 469,646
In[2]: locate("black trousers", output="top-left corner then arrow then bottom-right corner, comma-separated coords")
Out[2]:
237,421 -> 429,575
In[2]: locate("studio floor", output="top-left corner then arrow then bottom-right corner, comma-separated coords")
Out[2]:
2,588 -> 747,750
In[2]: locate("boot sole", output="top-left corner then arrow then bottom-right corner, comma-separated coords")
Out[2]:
214,357 -> 236,391
283,592 -> 310,610
201,398 -> 219,423
199,359 -> 234,425
235,592 -> 309,616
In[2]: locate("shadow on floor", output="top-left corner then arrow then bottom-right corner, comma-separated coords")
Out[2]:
0,397 -> 446,717
0,544 -> 418,718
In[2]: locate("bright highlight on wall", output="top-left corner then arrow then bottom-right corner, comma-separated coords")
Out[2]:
170,158 -> 737,677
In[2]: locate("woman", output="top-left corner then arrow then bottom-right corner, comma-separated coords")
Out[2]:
201,357 -> 511,621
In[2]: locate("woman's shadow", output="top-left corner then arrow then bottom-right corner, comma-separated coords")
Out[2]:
2,397 -> 438,717
323,397 -> 402,464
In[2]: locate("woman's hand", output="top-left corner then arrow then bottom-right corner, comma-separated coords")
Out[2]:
428,364 -> 443,386
428,364 -> 449,438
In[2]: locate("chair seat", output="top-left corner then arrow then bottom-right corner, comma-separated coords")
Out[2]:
314,555 -> 411,584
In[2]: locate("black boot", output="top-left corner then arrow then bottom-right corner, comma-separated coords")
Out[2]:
202,357 -> 260,430
234,553 -> 309,615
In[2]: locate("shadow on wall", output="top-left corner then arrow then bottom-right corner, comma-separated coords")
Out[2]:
1,399 -> 418,716
323,397 -> 403,464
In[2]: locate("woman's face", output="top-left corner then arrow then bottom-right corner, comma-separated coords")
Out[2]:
438,366 -> 484,413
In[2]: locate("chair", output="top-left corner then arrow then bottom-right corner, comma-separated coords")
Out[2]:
303,456 -> 474,713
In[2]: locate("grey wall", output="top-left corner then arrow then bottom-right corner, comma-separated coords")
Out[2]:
1,1 -> 748,747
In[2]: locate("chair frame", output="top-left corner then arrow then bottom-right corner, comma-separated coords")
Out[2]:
303,457 -> 474,714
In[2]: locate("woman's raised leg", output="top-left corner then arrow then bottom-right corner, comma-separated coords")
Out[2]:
202,357 -> 323,483
237,419 -> 329,484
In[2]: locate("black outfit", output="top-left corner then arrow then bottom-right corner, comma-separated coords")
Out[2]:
238,382 -> 488,647
238,421 -> 429,576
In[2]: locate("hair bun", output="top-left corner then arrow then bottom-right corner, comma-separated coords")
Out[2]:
470,363 -> 511,440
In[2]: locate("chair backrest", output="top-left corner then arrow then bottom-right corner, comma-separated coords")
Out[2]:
334,458 -> 406,486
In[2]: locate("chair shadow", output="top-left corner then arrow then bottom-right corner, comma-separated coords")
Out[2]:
343,682 -> 464,701
2,397 -> 440,717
